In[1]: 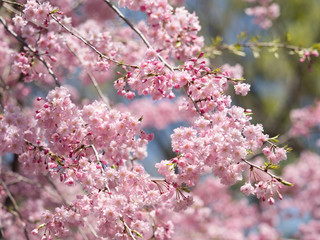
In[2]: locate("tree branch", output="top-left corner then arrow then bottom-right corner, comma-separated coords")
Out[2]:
242,158 -> 293,186
103,0 -> 174,71
49,13 -> 138,69
0,179 -> 30,240
66,44 -> 111,110
0,16 -> 60,87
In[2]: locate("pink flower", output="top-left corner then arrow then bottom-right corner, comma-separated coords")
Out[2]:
241,182 -> 255,196
234,83 -> 251,96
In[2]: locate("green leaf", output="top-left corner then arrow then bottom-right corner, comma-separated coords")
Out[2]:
232,78 -> 246,82
286,32 -> 292,42
37,223 -> 46,229
181,187 -> 191,193
312,43 -> 320,50
250,35 -> 261,43
74,145 -> 85,154
286,147 -> 293,152
237,32 -> 247,42
211,67 -> 222,74
50,8 -> 59,14
252,48 -> 260,58
133,230 -> 143,238
269,165 -> 280,169
268,135 -> 280,142
280,179 -> 294,186
211,36 -> 223,46
111,165 -> 118,169
229,45 -> 246,56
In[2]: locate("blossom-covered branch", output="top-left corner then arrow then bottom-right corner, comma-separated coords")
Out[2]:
0,16 -> 60,86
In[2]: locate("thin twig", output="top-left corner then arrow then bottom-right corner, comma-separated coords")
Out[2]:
66,44 -> 111,109
0,179 -> 30,240
102,0 -> 208,118
209,41 -> 312,56
45,175 -> 100,239
183,85 -> 202,116
84,219 -> 98,238
44,175 -> 68,204
103,0 -> 174,72
5,172 -> 36,186
90,144 -> 101,163
236,42 -> 305,52
242,158 -> 293,186
120,216 -> 137,240
2,2 -> 23,15
0,16 -> 60,87
78,228 -> 89,240
87,72 -> 111,109
49,14 -> 138,69
2,0 -> 24,7
89,144 -> 112,193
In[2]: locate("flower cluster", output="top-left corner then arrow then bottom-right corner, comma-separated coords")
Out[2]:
244,0 -> 280,29
0,0 -> 300,239
0,104 -> 32,154
117,0 -> 204,60
289,101 -> 320,137
116,98 -> 184,129
156,106 -> 269,189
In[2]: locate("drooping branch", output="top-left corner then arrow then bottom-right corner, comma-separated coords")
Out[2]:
0,179 -> 30,240
120,216 -> 138,240
66,44 -> 111,110
242,158 -> 293,186
102,0 -> 174,71
49,13 -> 138,69
0,16 -> 61,87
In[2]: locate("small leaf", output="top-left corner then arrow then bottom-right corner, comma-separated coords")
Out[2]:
181,187 -> 191,193
250,35 -> 261,43
211,36 -> 223,47
269,165 -> 280,169
230,45 -> 246,56
269,135 -> 280,142
50,8 -> 59,14
281,179 -> 294,186
286,147 -> 293,152
211,67 -> 222,74
312,43 -> 320,50
286,32 -> 292,42
237,32 -> 247,42
232,78 -> 246,82
252,47 -> 260,58
37,223 -> 46,229
133,230 -> 143,238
